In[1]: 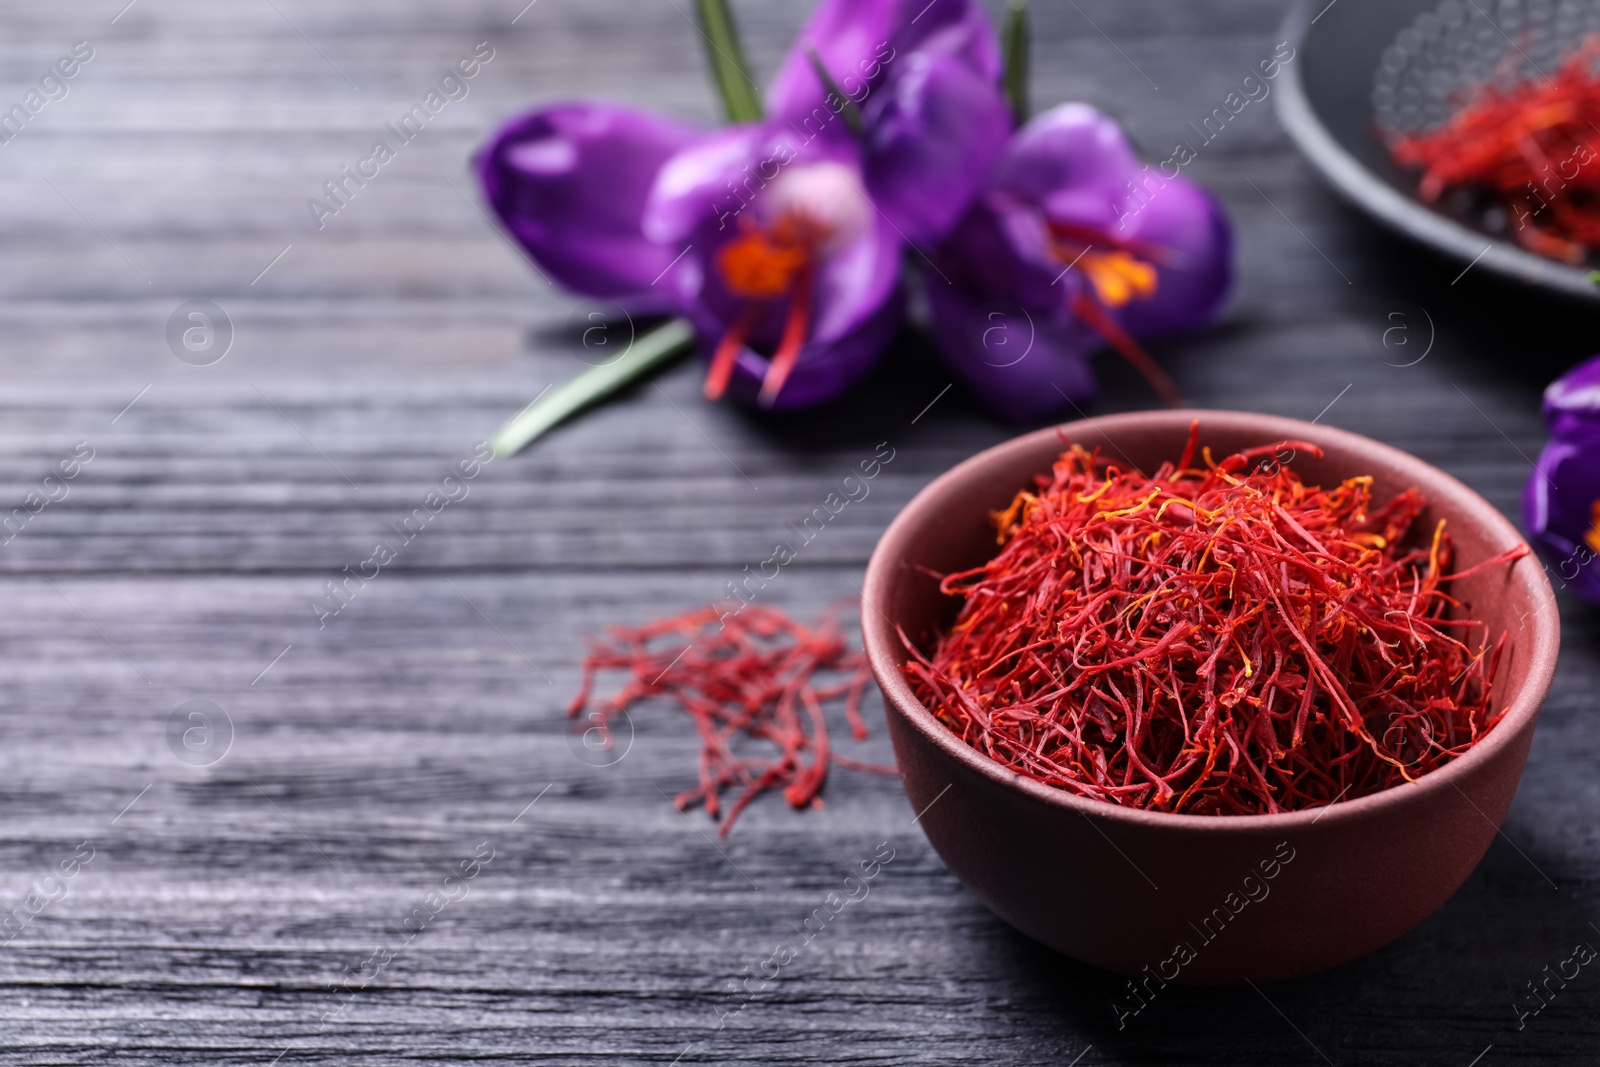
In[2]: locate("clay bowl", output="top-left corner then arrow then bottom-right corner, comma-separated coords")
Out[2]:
862,410 -> 1559,984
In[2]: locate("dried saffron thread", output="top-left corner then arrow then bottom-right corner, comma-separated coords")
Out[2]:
569,602 -> 895,835
906,424 -> 1529,816
1385,34 -> 1600,264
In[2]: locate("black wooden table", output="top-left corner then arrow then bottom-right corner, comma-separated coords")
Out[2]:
1,0 -> 1596,1063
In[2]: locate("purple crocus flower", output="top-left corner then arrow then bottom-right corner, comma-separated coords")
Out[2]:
634,0 -> 1008,410
1523,354 -> 1600,601
478,102 -> 703,304
766,0 -> 1010,245
475,0 -> 1010,412
643,124 -> 905,409
926,103 -> 1233,420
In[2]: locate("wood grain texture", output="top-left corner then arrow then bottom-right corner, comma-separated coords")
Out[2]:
0,0 -> 1595,1063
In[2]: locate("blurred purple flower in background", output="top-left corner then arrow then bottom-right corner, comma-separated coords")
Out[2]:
766,0 -> 1010,244
479,0 -> 1009,413
638,0 -> 1007,408
1524,354 -> 1600,601
643,126 -> 905,409
473,0 -> 1236,455
928,103 -> 1233,421
478,103 -> 703,306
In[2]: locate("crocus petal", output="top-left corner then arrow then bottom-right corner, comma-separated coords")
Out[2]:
1524,437 -> 1600,601
990,103 -> 1144,206
926,101 -> 1232,421
763,0 -> 1007,246
1112,177 -> 1234,338
927,279 -> 1102,423
810,200 -> 901,340
766,0 -> 1000,122
1524,353 -> 1600,601
861,52 -> 1012,244
934,198 -> 1062,312
720,286 -> 907,410
1543,352 -> 1600,440
641,124 -> 773,246
478,102 -> 703,300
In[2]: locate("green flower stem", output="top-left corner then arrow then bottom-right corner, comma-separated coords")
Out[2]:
1002,0 -> 1030,124
491,318 -> 695,458
695,0 -> 764,123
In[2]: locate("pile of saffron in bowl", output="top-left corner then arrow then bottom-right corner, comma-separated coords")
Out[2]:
906,427 -> 1528,815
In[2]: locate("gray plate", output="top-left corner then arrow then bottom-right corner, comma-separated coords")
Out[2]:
1275,0 -> 1600,300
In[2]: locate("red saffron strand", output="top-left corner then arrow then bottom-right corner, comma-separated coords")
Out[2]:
757,265 -> 814,409
704,305 -> 761,401
569,602 -> 894,835
907,426 -> 1529,816
1069,291 -> 1183,408
1386,34 -> 1600,264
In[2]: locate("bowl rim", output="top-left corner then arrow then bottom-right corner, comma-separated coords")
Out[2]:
861,409 -> 1561,833
1273,0 -> 1600,302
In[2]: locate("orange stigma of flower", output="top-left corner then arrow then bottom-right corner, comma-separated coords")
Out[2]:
716,219 -> 811,300
1587,498 -> 1600,555
1046,219 -> 1162,307
1042,218 -> 1179,405
705,215 -> 823,406
1070,291 -> 1182,407
1075,250 -> 1158,306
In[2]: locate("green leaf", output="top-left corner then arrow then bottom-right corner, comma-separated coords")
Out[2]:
695,0 -> 764,124
806,47 -> 862,135
1002,0 -> 1030,124
491,318 -> 696,458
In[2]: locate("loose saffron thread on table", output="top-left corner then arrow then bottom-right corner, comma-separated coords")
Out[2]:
569,603 -> 895,835
905,423 -> 1529,816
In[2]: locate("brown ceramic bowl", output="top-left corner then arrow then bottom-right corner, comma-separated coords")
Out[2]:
863,410 -> 1559,984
